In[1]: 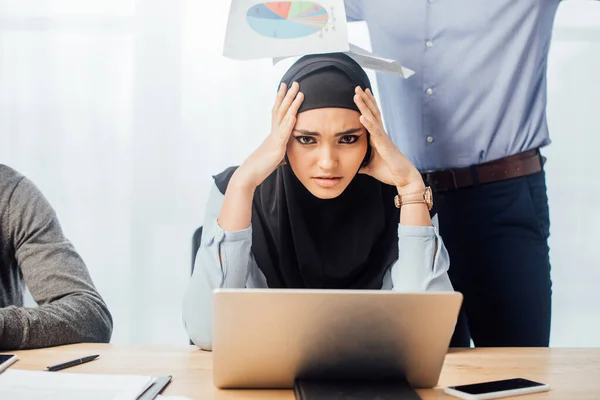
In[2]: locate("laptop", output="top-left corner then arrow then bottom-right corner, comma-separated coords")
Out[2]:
212,289 -> 463,389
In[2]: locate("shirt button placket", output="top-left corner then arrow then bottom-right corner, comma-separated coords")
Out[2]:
424,1 -> 435,147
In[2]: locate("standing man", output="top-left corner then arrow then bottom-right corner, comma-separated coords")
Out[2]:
343,0 -> 578,347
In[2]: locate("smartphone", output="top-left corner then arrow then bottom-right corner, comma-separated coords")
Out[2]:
444,378 -> 550,400
0,354 -> 18,372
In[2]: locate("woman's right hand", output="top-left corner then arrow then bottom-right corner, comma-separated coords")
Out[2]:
234,81 -> 304,189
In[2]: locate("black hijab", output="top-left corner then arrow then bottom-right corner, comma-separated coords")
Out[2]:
214,53 -> 400,289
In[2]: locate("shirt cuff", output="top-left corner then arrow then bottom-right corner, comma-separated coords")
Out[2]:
397,224 -> 437,238
205,219 -> 252,246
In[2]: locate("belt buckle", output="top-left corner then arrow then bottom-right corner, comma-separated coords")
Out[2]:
449,169 -> 459,189
421,170 -> 459,191
421,171 -> 434,188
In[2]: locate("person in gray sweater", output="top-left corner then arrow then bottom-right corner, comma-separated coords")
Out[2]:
0,164 -> 112,349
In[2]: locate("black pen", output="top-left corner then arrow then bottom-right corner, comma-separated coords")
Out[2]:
44,354 -> 100,372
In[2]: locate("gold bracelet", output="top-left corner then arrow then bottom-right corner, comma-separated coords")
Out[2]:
398,200 -> 426,207
394,187 -> 433,210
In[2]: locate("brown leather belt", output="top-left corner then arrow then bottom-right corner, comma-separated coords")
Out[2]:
421,149 -> 544,192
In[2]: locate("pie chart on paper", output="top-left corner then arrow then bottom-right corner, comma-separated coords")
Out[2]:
246,2 -> 329,39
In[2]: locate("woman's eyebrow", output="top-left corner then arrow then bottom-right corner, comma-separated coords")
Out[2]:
293,127 -> 364,137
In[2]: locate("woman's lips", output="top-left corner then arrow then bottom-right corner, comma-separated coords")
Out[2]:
312,177 -> 342,188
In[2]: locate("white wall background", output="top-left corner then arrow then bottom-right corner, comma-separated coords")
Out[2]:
0,0 -> 598,346
545,2 -> 600,346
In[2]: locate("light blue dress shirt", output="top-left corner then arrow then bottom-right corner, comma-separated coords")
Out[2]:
182,183 -> 453,350
344,0 -> 563,171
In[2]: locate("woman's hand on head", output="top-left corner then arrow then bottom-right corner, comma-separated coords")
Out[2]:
233,82 -> 304,190
354,86 -> 425,195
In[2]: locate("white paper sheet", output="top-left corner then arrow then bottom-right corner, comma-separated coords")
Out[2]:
223,0 -> 349,60
0,370 -> 154,400
273,43 -> 415,78
345,43 -> 415,78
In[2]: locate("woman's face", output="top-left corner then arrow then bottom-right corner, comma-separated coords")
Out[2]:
287,107 -> 368,199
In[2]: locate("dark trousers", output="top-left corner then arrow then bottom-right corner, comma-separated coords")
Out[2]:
435,169 -> 552,347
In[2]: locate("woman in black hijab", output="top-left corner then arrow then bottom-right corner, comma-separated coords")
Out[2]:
183,53 -> 452,350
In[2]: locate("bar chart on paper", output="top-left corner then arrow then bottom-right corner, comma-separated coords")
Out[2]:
246,2 -> 329,39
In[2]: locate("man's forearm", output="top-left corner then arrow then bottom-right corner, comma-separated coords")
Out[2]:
0,293 -> 112,350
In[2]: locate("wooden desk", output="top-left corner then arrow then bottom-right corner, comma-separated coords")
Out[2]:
10,344 -> 600,399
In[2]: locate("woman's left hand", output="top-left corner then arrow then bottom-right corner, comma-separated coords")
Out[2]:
354,86 -> 425,194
